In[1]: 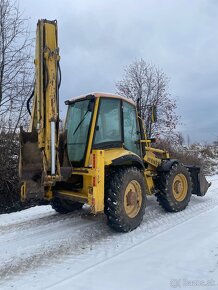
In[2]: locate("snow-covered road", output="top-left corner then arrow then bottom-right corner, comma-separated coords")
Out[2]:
0,175 -> 218,290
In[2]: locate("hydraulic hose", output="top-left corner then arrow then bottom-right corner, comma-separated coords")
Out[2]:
58,61 -> 61,89
27,88 -> 34,116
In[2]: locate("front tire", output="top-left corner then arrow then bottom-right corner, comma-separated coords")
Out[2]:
155,163 -> 192,212
105,167 -> 146,232
51,197 -> 83,214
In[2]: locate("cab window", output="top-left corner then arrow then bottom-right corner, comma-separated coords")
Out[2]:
94,98 -> 122,147
123,101 -> 141,156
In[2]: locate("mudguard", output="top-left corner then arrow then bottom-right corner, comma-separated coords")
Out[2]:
156,159 -> 179,172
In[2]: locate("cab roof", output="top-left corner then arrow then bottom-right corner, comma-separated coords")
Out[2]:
66,92 -> 135,106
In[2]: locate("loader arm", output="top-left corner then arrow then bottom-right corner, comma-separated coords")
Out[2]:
19,20 -> 61,200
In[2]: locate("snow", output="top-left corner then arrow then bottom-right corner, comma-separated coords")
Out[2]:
55,206 -> 218,290
0,175 -> 218,290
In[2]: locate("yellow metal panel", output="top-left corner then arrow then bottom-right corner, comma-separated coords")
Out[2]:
103,148 -> 136,165
32,20 -> 60,167
144,145 -> 169,155
56,190 -> 88,203
57,150 -> 105,213
43,23 -> 59,170
143,150 -> 162,168
143,170 -> 155,195
88,150 -> 105,213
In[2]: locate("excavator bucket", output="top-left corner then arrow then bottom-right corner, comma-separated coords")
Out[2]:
19,128 -> 44,200
186,166 -> 211,196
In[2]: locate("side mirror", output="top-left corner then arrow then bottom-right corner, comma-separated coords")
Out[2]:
151,105 -> 157,123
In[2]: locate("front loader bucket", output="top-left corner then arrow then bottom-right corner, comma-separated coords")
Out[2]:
186,166 -> 211,196
19,128 -> 44,200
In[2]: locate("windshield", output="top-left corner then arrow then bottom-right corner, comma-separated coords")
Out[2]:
65,99 -> 94,165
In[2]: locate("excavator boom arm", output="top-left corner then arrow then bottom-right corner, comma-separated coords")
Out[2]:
19,20 -> 61,200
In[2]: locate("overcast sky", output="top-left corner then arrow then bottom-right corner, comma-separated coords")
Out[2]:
19,0 -> 218,144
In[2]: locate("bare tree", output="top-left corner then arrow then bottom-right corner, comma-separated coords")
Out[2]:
0,0 -> 33,125
116,59 -> 179,140
0,0 -> 33,213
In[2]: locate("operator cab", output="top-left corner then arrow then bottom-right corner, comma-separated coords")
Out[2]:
65,93 -> 143,167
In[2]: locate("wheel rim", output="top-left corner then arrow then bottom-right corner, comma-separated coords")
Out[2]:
124,180 -> 142,218
172,174 -> 188,201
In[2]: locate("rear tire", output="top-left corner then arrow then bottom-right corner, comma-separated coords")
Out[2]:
51,197 -> 83,214
155,163 -> 192,212
105,167 -> 146,232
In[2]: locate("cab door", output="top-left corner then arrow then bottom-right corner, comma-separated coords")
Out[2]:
123,101 -> 142,157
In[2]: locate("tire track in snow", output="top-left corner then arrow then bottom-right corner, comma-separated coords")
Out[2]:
0,207 -> 90,235
45,192 -> 218,289
0,181 -> 217,285
0,219 -> 106,281
46,203 -> 218,290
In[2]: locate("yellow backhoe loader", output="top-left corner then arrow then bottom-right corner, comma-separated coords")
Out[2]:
19,20 -> 210,232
